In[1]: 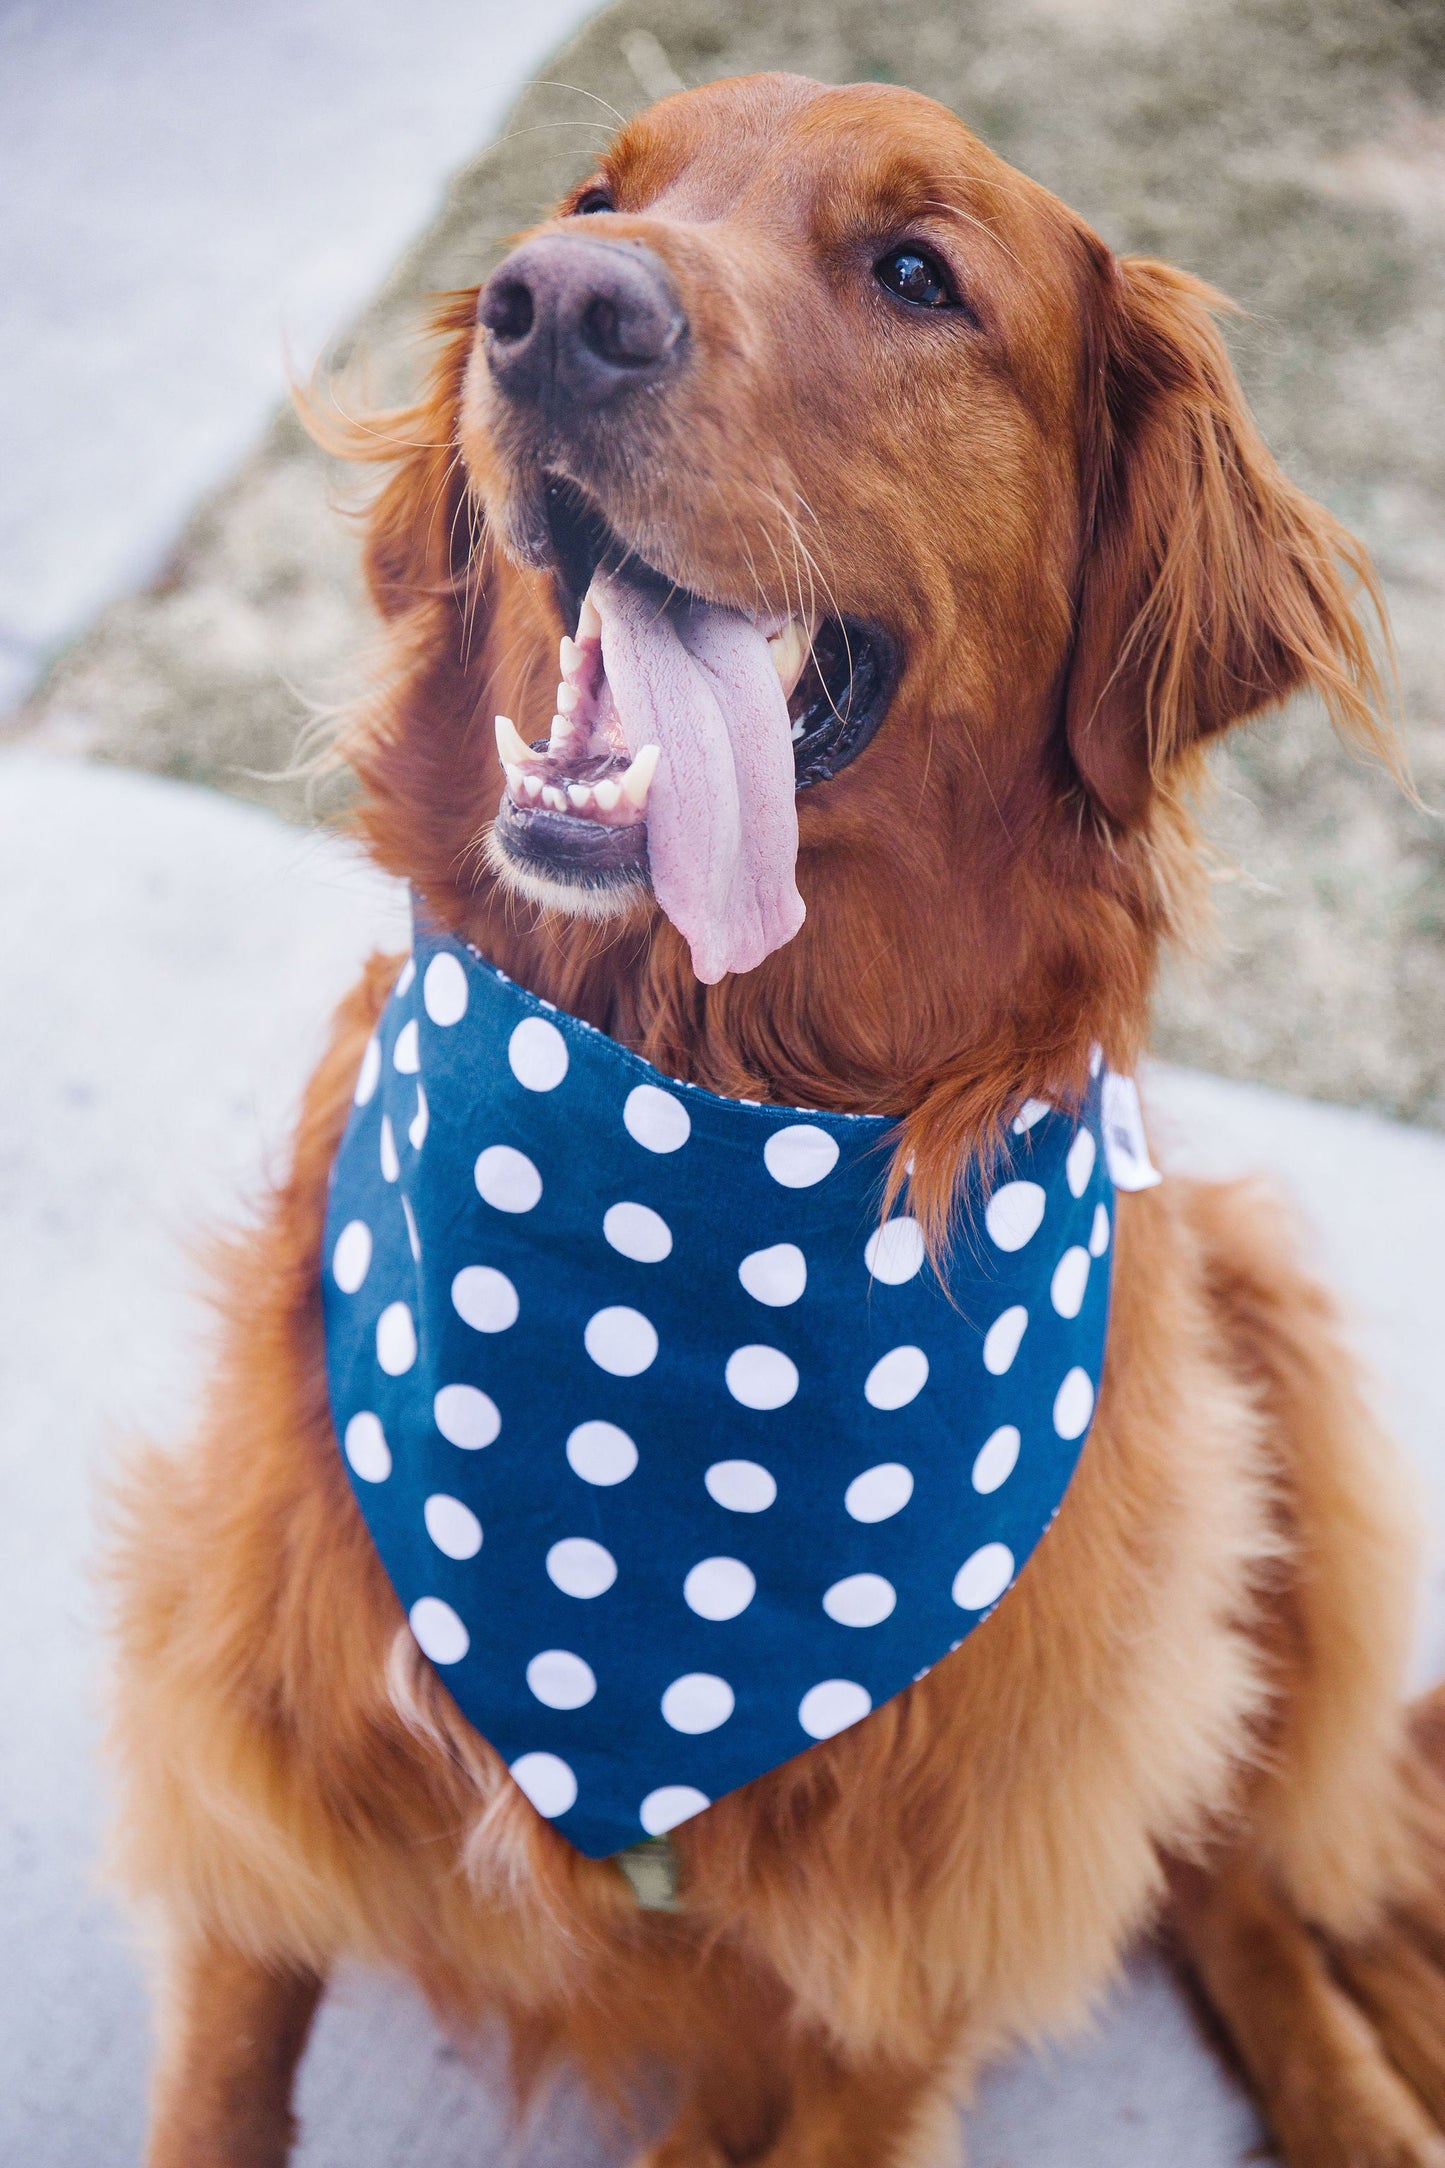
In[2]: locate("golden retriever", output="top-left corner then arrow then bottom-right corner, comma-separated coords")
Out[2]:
110,74 -> 1445,2167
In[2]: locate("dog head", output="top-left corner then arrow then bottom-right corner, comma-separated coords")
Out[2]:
335,75 -> 1390,1205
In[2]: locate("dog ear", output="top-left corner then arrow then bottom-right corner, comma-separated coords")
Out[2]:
358,293 -> 481,622
1064,252 -> 1395,827
297,293 -> 555,901
297,290 -> 481,622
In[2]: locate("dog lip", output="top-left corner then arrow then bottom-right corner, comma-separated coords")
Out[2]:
492,795 -> 653,891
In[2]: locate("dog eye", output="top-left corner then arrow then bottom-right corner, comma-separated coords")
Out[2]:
874,246 -> 956,310
571,187 -> 615,216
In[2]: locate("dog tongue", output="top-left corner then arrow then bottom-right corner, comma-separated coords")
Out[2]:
589,571 -> 805,984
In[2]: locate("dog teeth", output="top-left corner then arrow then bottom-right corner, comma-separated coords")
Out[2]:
494,714 -> 536,768
557,681 -> 581,715
548,711 -> 579,756
619,743 -> 660,811
559,634 -> 585,679
567,783 -> 594,810
522,773 -> 544,800
576,593 -> 602,644
593,779 -> 621,812
767,620 -> 811,699
503,762 -> 525,790
542,785 -> 567,811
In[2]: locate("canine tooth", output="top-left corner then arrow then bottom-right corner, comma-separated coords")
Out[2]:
619,743 -> 660,809
593,779 -> 621,812
556,681 -> 580,715
494,714 -> 535,768
768,620 -> 811,698
567,783 -> 594,809
576,594 -> 602,643
542,784 -> 567,811
523,773 -> 544,800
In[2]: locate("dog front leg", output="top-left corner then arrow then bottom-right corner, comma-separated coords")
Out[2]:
1169,1855 -> 1445,2167
636,2044 -> 960,2168
144,1933 -> 324,2168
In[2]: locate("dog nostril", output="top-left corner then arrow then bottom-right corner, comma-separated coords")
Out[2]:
580,294 -> 659,369
480,279 -> 534,343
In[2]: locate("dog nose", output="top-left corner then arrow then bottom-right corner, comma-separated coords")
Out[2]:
478,236 -> 686,409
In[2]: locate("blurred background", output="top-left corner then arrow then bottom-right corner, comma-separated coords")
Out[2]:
2,3 -> 1442,2163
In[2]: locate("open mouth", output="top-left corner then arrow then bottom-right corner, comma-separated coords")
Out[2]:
489,481 -> 895,979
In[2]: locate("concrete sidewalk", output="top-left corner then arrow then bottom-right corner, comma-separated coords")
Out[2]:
5,748 -> 1444,2166
0,0 -> 595,709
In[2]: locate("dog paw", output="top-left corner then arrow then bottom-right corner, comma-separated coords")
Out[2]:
1326,1918 -> 1445,2164
630,2137 -> 731,2168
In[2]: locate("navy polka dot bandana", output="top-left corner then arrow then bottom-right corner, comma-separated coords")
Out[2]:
322,915 -> 1145,1860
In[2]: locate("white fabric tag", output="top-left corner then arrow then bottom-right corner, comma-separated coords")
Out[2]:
1101,1072 -> 1162,1192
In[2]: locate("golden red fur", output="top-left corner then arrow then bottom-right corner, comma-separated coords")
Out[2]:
110,76 -> 1445,2166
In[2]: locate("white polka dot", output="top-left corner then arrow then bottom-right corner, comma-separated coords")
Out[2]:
451,1265 -> 519,1334
971,1424 -> 1020,1494
424,1493 -> 482,1560
1012,1097 -> 1051,1134
1089,1202 -> 1110,1257
354,1035 -> 381,1106
509,1750 -> 576,1818
640,1785 -> 709,1835
410,1595 -> 468,1664
798,1679 -> 872,1740
1054,1366 -> 1096,1440
526,1649 -> 596,1710
863,1344 -> 929,1410
546,1537 -> 617,1599
953,1543 -> 1014,1611
423,950 -> 468,1027
343,1411 -> 391,1483
434,1384 -> 501,1448
725,1344 -> 799,1410
1066,1128 -> 1097,1199
376,1301 -> 416,1375
738,1242 -> 807,1307
402,1193 -> 421,1262
624,1083 -> 691,1153
566,1420 -> 638,1486
332,1219 -> 372,1293
704,1460 -> 777,1512
683,1557 -> 756,1621
845,1462 -> 914,1522
603,1201 -> 673,1263
1051,1245 -> 1091,1319
822,1573 -> 896,1627
393,1017 -> 420,1074
474,1144 -> 542,1213
409,1082 -> 429,1151
509,1015 -> 569,1091
380,1115 -> 399,1183
764,1123 -> 839,1188
864,1217 -> 925,1285
584,1305 -> 658,1376
394,956 -> 416,998
661,1673 -> 734,1734
982,1304 -> 1029,1375
985,1180 -> 1046,1252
